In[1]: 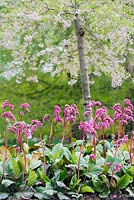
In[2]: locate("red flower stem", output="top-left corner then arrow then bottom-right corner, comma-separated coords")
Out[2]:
21,143 -> 27,183
3,126 -> 8,177
114,122 -> 116,140
118,123 -> 122,141
129,136 -> 133,165
39,128 -> 46,175
78,132 -> 85,179
61,121 -> 66,144
93,131 -> 97,164
68,121 -> 72,143
49,120 -> 53,145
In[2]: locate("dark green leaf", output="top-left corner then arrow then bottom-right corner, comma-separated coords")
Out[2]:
57,192 -> 70,200
0,193 -> 9,200
38,169 -> 50,183
14,192 -> 34,199
57,181 -> 70,190
2,179 -> 15,187
92,177 -> 104,193
117,173 -> 131,189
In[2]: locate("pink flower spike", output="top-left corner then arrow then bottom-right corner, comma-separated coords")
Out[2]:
20,103 -> 30,112
2,100 -> 9,108
115,164 -> 122,172
20,111 -> 24,116
31,119 -> 43,128
9,104 -> 14,110
1,111 -> 16,122
89,154 -> 96,160
42,114 -> 49,122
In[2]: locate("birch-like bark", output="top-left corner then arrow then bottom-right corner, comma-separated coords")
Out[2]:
74,13 -> 92,120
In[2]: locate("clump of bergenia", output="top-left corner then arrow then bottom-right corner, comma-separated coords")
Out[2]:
62,104 -> 79,143
2,99 -> 14,110
112,99 -> 134,164
113,99 -> 134,139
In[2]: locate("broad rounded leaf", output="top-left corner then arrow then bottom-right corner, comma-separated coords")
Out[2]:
117,173 -> 131,189
0,193 -> 9,200
30,160 -> 42,170
80,185 -> 94,193
14,192 -> 34,199
63,147 -> 72,161
2,179 -> 15,187
52,143 -> 64,159
57,192 -> 70,200
27,170 -> 37,186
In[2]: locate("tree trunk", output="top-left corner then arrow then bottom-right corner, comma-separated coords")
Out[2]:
74,13 -> 92,120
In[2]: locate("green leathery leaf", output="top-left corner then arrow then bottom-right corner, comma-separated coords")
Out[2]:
57,192 -> 70,200
117,173 -> 131,189
0,193 -> 9,200
27,170 -> 37,186
52,143 -> 64,159
11,159 -> 21,177
63,147 -> 72,161
38,169 -> 50,183
80,185 -> 94,193
30,160 -> 42,170
2,179 -> 15,187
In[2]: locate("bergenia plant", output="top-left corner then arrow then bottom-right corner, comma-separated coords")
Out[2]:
63,104 -> 79,143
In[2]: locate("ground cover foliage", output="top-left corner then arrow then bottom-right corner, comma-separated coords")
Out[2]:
0,99 -> 134,200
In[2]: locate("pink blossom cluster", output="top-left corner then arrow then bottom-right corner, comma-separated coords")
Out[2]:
115,135 -> 128,148
113,99 -> 134,125
42,114 -> 49,122
1,111 -> 16,122
20,103 -> 30,112
53,105 -> 62,123
89,154 -> 96,160
9,121 -> 31,144
115,163 -> 122,172
95,107 -> 113,129
2,100 -> 14,110
64,104 -> 79,123
31,119 -> 43,128
79,120 -> 96,135
86,100 -> 102,108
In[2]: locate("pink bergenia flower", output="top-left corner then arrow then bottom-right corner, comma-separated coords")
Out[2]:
1,111 -> 16,122
84,110 -> 92,118
42,114 -> 49,122
31,119 -> 43,128
9,121 -> 31,144
79,120 -> 96,135
115,135 -> 128,148
2,100 -> 9,108
64,104 -> 79,123
2,100 -> 14,110
95,107 -> 113,129
20,103 -> 30,112
86,100 -> 102,108
115,164 -> 122,172
113,99 -> 134,125
20,111 -> 24,116
124,98 -> 133,110
89,154 -> 96,160
53,106 -> 62,123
